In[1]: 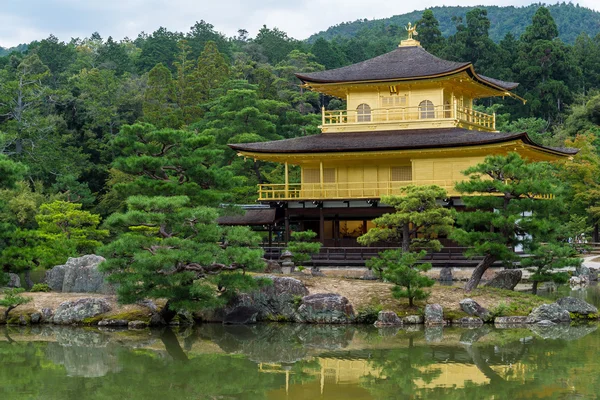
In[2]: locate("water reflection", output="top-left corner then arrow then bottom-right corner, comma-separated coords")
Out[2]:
0,322 -> 598,399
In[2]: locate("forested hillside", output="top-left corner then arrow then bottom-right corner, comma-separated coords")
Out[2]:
0,6 -> 600,288
309,3 -> 600,44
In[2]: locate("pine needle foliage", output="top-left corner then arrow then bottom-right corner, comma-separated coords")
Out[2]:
99,195 -> 265,313
367,250 -> 434,307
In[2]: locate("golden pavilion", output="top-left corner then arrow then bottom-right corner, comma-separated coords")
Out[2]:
229,33 -> 576,247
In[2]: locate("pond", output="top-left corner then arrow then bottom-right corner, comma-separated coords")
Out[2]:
0,322 -> 598,399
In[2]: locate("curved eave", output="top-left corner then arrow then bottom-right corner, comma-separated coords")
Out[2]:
229,132 -> 577,162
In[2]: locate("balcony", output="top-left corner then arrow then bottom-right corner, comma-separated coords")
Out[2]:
257,181 -> 554,202
321,105 -> 496,133
258,180 -> 459,201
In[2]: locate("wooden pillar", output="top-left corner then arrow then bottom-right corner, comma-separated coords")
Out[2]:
319,207 -> 325,243
334,214 -> 340,247
284,208 -> 290,243
593,224 -> 599,243
268,224 -> 272,247
284,162 -> 289,197
319,161 -> 324,197
362,220 -> 368,235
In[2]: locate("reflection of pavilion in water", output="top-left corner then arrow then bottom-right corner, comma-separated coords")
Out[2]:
260,354 -> 528,397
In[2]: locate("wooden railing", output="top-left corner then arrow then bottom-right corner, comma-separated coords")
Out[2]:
257,181 -> 554,201
321,105 -> 495,131
258,180 -> 457,201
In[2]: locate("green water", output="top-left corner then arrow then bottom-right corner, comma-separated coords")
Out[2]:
0,322 -> 599,400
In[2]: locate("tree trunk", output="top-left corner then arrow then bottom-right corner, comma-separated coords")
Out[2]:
464,254 -> 496,292
159,300 -> 177,325
593,223 -> 599,243
532,281 -> 539,295
24,270 -> 33,290
402,223 -> 410,252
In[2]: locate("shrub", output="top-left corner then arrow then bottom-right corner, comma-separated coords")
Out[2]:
30,283 -> 52,293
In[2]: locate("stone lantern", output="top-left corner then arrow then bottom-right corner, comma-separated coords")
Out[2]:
280,250 -> 295,274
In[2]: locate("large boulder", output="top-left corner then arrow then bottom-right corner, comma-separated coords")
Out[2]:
439,267 -> 453,282
237,276 -> 309,322
52,298 -> 111,325
45,255 -> 115,294
374,311 -> 402,327
424,304 -> 444,326
224,306 -> 259,325
484,270 -> 522,290
459,298 -> 491,321
527,303 -> 570,324
555,297 -> 598,316
295,293 -> 355,324
7,273 -> 20,288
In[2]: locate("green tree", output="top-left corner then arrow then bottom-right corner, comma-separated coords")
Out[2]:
357,185 -> 454,252
99,195 -> 265,321
0,288 -> 31,320
110,123 -> 236,206
452,153 -> 562,291
311,38 -> 345,69
366,250 -> 434,307
417,10 -> 444,53
522,242 -> 578,295
195,41 -> 230,102
142,63 -> 180,128
286,230 -> 321,265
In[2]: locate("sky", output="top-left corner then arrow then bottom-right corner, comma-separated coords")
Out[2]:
1,0 -> 599,48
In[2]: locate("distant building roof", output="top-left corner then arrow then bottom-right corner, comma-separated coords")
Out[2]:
295,46 -> 518,91
229,128 -> 577,156
217,209 -> 276,226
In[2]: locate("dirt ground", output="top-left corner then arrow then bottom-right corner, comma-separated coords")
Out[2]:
295,275 -> 547,317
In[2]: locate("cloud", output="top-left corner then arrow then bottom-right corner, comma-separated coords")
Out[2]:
0,0 -> 598,48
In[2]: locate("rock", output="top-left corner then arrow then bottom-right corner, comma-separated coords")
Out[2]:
527,303 -> 570,323
128,320 -> 148,329
589,268 -> 599,282
7,273 -> 20,288
454,317 -> 484,327
136,299 -> 158,312
402,315 -> 424,324
459,298 -> 491,321
555,296 -> 598,316
570,276 -> 586,286
98,319 -> 129,327
45,255 -> 115,294
30,313 -> 42,324
439,267 -> 453,282
373,311 -> 402,327
494,316 -> 529,326
424,304 -> 443,326
484,269 -> 522,290
311,267 -> 326,277
19,315 -> 28,325
361,269 -> 377,280
576,265 -> 591,277
52,298 -> 112,325
296,293 -> 355,324
41,308 -> 54,322
536,320 -> 556,327
263,259 -> 282,274
224,306 -> 259,325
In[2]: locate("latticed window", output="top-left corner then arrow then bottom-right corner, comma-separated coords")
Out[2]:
419,100 -> 435,119
304,168 -> 336,183
381,95 -> 407,107
357,103 -> 371,122
391,166 -> 412,181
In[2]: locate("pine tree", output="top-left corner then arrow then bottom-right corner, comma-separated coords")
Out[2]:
417,10 -> 444,54
195,41 -> 230,102
143,63 -> 180,128
452,153 -> 562,291
99,195 -> 265,321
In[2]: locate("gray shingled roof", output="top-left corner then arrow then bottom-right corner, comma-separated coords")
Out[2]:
229,128 -> 577,156
295,46 -> 518,91
217,209 -> 276,226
